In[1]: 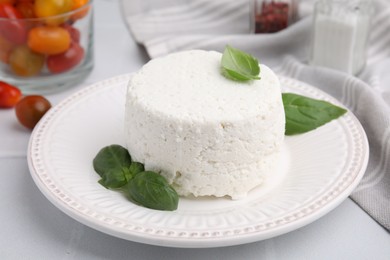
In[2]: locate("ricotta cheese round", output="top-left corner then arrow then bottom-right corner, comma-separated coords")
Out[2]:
124,50 -> 285,199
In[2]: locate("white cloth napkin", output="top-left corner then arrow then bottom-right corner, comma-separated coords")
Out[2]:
121,0 -> 390,231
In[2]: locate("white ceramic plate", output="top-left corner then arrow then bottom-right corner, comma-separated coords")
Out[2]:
28,74 -> 369,248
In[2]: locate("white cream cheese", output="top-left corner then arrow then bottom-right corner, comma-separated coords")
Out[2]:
124,50 -> 285,199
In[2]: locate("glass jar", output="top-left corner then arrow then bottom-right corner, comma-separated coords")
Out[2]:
309,0 -> 373,75
251,0 -> 297,33
0,0 -> 94,94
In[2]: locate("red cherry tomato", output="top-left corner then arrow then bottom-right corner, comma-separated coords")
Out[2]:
28,26 -> 71,55
0,0 -> 15,5
47,42 -> 84,73
62,24 -> 80,42
0,34 -> 12,63
15,95 -> 51,129
0,81 -> 22,108
0,4 -> 28,44
15,2 -> 36,19
9,45 -> 45,76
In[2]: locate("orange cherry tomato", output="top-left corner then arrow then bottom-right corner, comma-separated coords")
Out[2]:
47,42 -> 84,73
9,45 -> 45,76
0,81 -> 22,108
15,2 -> 36,19
15,95 -> 51,129
72,0 -> 88,10
28,26 -> 71,55
0,35 -> 12,63
0,4 -> 28,44
34,0 -> 73,25
71,0 -> 89,21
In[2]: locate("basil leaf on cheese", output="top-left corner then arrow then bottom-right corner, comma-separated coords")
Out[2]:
221,45 -> 260,81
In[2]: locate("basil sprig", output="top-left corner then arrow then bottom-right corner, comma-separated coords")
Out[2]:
282,93 -> 347,135
221,45 -> 260,81
93,145 -> 178,211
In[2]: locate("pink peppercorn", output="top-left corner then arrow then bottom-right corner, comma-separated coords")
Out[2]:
253,0 -> 295,33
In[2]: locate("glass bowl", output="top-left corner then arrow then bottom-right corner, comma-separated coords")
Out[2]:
0,0 -> 94,94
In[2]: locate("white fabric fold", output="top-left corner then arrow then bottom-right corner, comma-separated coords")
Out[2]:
121,0 -> 251,43
283,60 -> 390,231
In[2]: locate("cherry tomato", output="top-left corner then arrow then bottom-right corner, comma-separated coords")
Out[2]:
71,0 -> 89,21
9,45 -> 45,76
16,2 -> 36,19
0,4 -> 28,44
15,95 -> 51,129
72,0 -> 88,10
0,35 -> 12,63
34,0 -> 73,25
0,81 -> 22,108
47,42 -> 84,73
0,0 -> 15,4
28,26 -> 71,55
62,24 -> 80,42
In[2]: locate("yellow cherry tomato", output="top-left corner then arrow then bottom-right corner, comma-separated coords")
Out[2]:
34,0 -> 73,25
28,26 -> 71,55
9,45 -> 45,76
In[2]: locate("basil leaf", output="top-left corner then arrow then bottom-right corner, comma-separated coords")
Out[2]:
221,45 -> 260,81
127,171 -> 179,211
129,162 -> 145,178
93,144 -> 132,177
93,145 -> 132,189
120,162 -> 145,185
98,167 -> 131,189
282,93 -> 347,135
